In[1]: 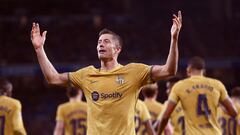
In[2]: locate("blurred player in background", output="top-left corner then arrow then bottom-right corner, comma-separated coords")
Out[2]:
217,86 -> 240,135
158,56 -> 237,135
31,11 -> 182,135
54,88 -> 87,135
164,76 -> 185,135
135,99 -> 156,135
142,83 -> 172,135
0,78 -> 26,135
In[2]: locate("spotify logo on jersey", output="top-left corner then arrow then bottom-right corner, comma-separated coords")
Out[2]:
91,91 -> 100,101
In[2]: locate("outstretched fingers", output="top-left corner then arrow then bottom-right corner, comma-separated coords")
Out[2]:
31,22 -> 41,39
42,31 -> 47,39
178,11 -> 182,23
173,14 -> 180,25
36,23 -> 40,34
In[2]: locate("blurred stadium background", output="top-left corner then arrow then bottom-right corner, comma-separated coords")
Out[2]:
0,0 -> 240,134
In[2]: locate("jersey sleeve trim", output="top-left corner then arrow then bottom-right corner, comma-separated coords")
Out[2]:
149,65 -> 155,83
168,99 -> 177,105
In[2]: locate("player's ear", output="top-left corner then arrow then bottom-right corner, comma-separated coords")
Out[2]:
115,45 -> 121,54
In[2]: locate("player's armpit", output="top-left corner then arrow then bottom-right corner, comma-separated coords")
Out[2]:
221,97 -> 237,117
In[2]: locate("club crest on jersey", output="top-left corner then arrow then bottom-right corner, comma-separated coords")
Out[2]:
116,75 -> 124,85
91,91 -> 100,101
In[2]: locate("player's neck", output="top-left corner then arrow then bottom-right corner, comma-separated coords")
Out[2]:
100,59 -> 119,71
145,97 -> 156,102
70,98 -> 81,102
69,95 -> 82,102
189,70 -> 204,76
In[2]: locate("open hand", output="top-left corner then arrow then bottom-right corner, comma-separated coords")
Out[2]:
171,11 -> 182,39
31,23 -> 47,50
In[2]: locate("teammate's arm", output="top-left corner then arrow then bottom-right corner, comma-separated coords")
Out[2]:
31,23 -> 68,86
153,119 -> 173,135
151,11 -> 182,81
143,120 -> 156,135
218,81 -> 237,117
54,121 -> 64,135
220,98 -> 237,117
157,101 -> 176,135
164,123 -> 173,135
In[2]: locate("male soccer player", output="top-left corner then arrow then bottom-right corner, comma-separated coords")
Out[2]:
135,99 -> 155,135
142,83 -> 172,135
165,77 -> 185,135
54,88 -> 87,135
0,78 -> 26,135
217,86 -> 240,135
30,11 -> 182,135
158,56 -> 237,135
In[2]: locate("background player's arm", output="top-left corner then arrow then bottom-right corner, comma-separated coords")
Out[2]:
218,81 -> 237,117
220,98 -> 237,117
153,119 -> 173,135
151,11 -> 182,81
143,120 -> 156,135
164,123 -> 173,135
31,23 -> 68,86
54,121 -> 64,135
157,101 -> 176,135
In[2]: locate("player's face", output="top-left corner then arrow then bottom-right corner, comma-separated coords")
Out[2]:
97,34 -> 120,61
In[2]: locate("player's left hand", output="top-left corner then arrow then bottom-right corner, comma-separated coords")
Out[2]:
171,11 -> 182,39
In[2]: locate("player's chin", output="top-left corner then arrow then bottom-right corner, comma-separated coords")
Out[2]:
98,55 -> 108,60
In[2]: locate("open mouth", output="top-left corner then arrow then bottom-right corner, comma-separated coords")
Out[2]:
99,50 -> 106,53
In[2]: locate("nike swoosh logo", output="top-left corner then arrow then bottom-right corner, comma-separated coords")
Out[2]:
89,80 -> 98,84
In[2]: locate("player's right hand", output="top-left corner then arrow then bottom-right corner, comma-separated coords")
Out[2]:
31,22 -> 47,50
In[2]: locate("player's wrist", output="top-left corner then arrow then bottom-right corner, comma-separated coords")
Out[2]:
34,46 -> 44,53
171,33 -> 179,40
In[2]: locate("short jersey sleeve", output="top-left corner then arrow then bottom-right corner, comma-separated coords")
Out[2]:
215,80 -> 229,102
140,102 -> 151,122
56,105 -> 64,122
168,83 -> 180,104
69,67 -> 88,89
12,101 -> 26,135
130,63 -> 153,86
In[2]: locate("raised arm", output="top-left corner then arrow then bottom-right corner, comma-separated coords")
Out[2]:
31,23 -> 68,86
151,11 -> 182,81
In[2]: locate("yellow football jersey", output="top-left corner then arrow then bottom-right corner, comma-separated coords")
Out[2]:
0,95 -> 26,135
238,107 -> 240,135
56,101 -> 87,135
169,75 -> 229,135
217,98 -> 240,135
170,102 -> 185,135
144,100 -> 163,133
158,101 -> 185,135
69,63 -> 153,135
135,100 -> 151,135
